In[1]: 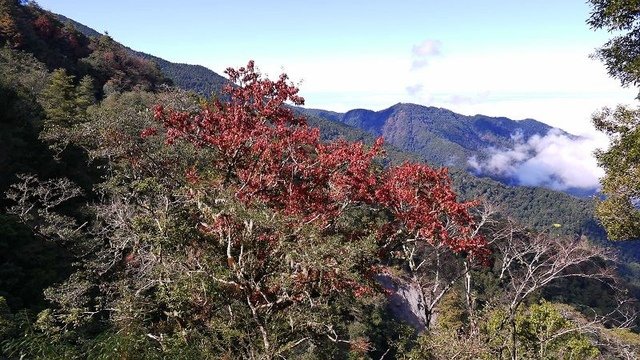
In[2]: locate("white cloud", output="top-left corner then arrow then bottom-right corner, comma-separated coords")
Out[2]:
411,39 -> 442,69
469,129 -> 608,190
406,83 -> 424,96
403,48 -> 637,135
412,40 -> 442,57
445,92 -> 490,105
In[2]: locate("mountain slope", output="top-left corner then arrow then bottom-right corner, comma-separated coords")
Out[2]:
133,51 -> 227,96
55,14 -> 228,96
300,103 -> 557,168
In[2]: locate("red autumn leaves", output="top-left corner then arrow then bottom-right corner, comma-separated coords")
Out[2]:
149,60 -> 488,262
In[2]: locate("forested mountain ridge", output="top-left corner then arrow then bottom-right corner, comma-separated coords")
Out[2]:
300,103 -> 560,168
0,2 -> 171,95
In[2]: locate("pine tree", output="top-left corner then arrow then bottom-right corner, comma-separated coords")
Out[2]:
74,75 -> 95,118
40,68 -> 76,128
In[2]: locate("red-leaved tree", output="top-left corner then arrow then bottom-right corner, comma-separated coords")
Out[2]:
149,61 -> 488,355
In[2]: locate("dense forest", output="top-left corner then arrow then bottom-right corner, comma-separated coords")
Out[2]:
2,1 -> 640,359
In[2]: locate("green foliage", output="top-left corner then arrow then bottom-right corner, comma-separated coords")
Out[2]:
85,328 -> 165,360
588,0 -> 640,92
0,214 -> 72,311
0,296 -> 15,342
599,327 -> 640,358
0,49 -> 79,314
515,302 -> 599,360
434,290 -> 467,331
451,168 -> 606,241
1,309 -> 82,360
0,46 -> 50,191
40,68 -> 77,126
588,1 -> 640,242
361,306 -> 416,359
480,302 -> 600,360
592,105 -> 640,240
38,68 -> 96,151
0,44 -> 49,97
75,74 -> 95,116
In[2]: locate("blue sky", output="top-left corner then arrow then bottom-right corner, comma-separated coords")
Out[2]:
37,0 -> 636,135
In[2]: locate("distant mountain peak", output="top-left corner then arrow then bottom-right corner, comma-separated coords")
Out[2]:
298,103 -> 558,169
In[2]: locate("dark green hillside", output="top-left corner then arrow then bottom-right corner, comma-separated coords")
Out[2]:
299,103 -> 558,168
53,13 -> 100,37
132,51 -> 227,96
450,169 -> 604,240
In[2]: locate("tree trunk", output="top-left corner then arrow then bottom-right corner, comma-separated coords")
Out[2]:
511,316 -> 517,360
463,261 -> 477,334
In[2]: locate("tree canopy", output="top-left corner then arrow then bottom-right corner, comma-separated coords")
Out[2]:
588,0 -> 640,92
589,0 -> 640,241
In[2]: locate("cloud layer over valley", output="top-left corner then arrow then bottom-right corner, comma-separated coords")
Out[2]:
468,129 -> 607,192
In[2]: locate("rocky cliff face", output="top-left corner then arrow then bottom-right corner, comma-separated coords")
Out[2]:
376,274 -> 428,332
